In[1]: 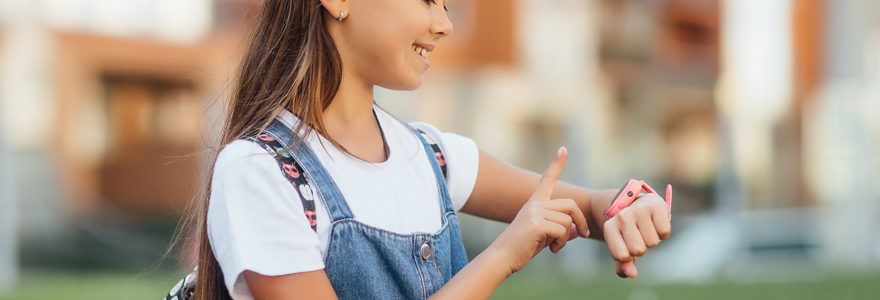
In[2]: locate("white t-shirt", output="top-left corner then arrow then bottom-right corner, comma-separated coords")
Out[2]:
207,106 -> 480,299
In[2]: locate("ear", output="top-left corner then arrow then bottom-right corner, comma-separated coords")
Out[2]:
319,0 -> 349,21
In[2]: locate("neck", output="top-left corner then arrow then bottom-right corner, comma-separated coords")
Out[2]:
321,71 -> 388,163
323,72 -> 376,134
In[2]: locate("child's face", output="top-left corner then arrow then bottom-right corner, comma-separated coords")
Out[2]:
327,0 -> 453,91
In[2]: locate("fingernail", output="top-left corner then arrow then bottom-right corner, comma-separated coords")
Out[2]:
557,147 -> 566,156
666,184 -> 673,219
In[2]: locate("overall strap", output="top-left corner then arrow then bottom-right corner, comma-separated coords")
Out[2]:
409,125 -> 455,214
263,119 -> 355,221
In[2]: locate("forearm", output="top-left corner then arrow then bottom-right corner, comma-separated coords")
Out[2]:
428,248 -> 511,300
463,149 -> 616,241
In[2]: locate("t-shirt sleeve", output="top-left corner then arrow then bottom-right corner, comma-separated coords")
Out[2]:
207,140 -> 324,297
409,122 -> 480,212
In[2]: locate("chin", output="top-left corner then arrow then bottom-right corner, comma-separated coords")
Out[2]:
402,79 -> 424,91
380,75 -> 424,91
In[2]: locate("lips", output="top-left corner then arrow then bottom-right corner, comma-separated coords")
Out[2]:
412,43 -> 435,68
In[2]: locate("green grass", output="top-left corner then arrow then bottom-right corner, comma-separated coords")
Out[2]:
0,270 -> 878,300
0,271 -> 181,300
492,271 -> 880,300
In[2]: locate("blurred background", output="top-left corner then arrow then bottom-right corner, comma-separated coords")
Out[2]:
0,0 -> 878,299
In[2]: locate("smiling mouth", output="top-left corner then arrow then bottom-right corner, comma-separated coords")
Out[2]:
412,45 -> 430,58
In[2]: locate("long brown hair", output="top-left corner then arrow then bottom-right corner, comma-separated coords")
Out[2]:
187,1 -> 343,299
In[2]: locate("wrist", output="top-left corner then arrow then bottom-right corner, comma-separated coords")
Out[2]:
593,190 -> 617,224
482,242 -> 516,277
430,243 -> 512,300
582,189 -> 616,241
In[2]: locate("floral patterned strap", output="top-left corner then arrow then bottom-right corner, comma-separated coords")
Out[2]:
415,129 -> 447,180
164,267 -> 197,300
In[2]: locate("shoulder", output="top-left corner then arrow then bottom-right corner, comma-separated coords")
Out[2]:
407,122 -> 475,155
406,122 -> 481,211
210,139 -> 296,207
408,122 -> 444,143
214,139 -> 278,178
216,139 -> 271,163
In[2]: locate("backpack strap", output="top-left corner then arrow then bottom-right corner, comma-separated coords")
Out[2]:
165,267 -> 197,300
414,128 -> 448,180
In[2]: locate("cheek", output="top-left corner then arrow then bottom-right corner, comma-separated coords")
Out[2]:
346,21 -> 397,61
351,25 -> 426,89
342,4 -> 432,89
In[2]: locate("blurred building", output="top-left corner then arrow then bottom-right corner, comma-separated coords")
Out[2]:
0,0 -> 878,290
0,0 -> 262,288
805,0 -> 880,273
0,105 -> 14,291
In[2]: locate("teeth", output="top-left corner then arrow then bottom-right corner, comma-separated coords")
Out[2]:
413,45 -> 429,58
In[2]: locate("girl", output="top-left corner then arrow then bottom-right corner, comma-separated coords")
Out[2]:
172,0 -> 672,299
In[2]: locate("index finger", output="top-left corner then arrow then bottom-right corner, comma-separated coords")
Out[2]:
532,147 -> 568,200
544,198 -> 590,238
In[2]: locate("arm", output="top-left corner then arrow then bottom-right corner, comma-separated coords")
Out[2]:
244,270 -> 338,299
461,149 -> 617,240
462,148 -> 672,278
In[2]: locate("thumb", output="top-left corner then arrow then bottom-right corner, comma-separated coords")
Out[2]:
615,259 -> 639,279
532,147 -> 568,200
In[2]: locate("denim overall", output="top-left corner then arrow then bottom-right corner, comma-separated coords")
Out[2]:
264,119 -> 469,299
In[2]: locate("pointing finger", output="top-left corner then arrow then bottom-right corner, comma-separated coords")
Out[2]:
544,198 -> 590,238
532,147 -> 568,200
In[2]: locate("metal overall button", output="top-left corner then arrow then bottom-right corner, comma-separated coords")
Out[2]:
419,242 -> 432,261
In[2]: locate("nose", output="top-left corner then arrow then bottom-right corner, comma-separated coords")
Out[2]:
431,8 -> 454,38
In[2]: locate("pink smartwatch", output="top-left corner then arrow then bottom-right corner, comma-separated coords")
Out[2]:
603,179 -> 672,219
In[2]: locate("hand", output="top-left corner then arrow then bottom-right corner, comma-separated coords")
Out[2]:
486,147 -> 591,274
603,192 -> 671,278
